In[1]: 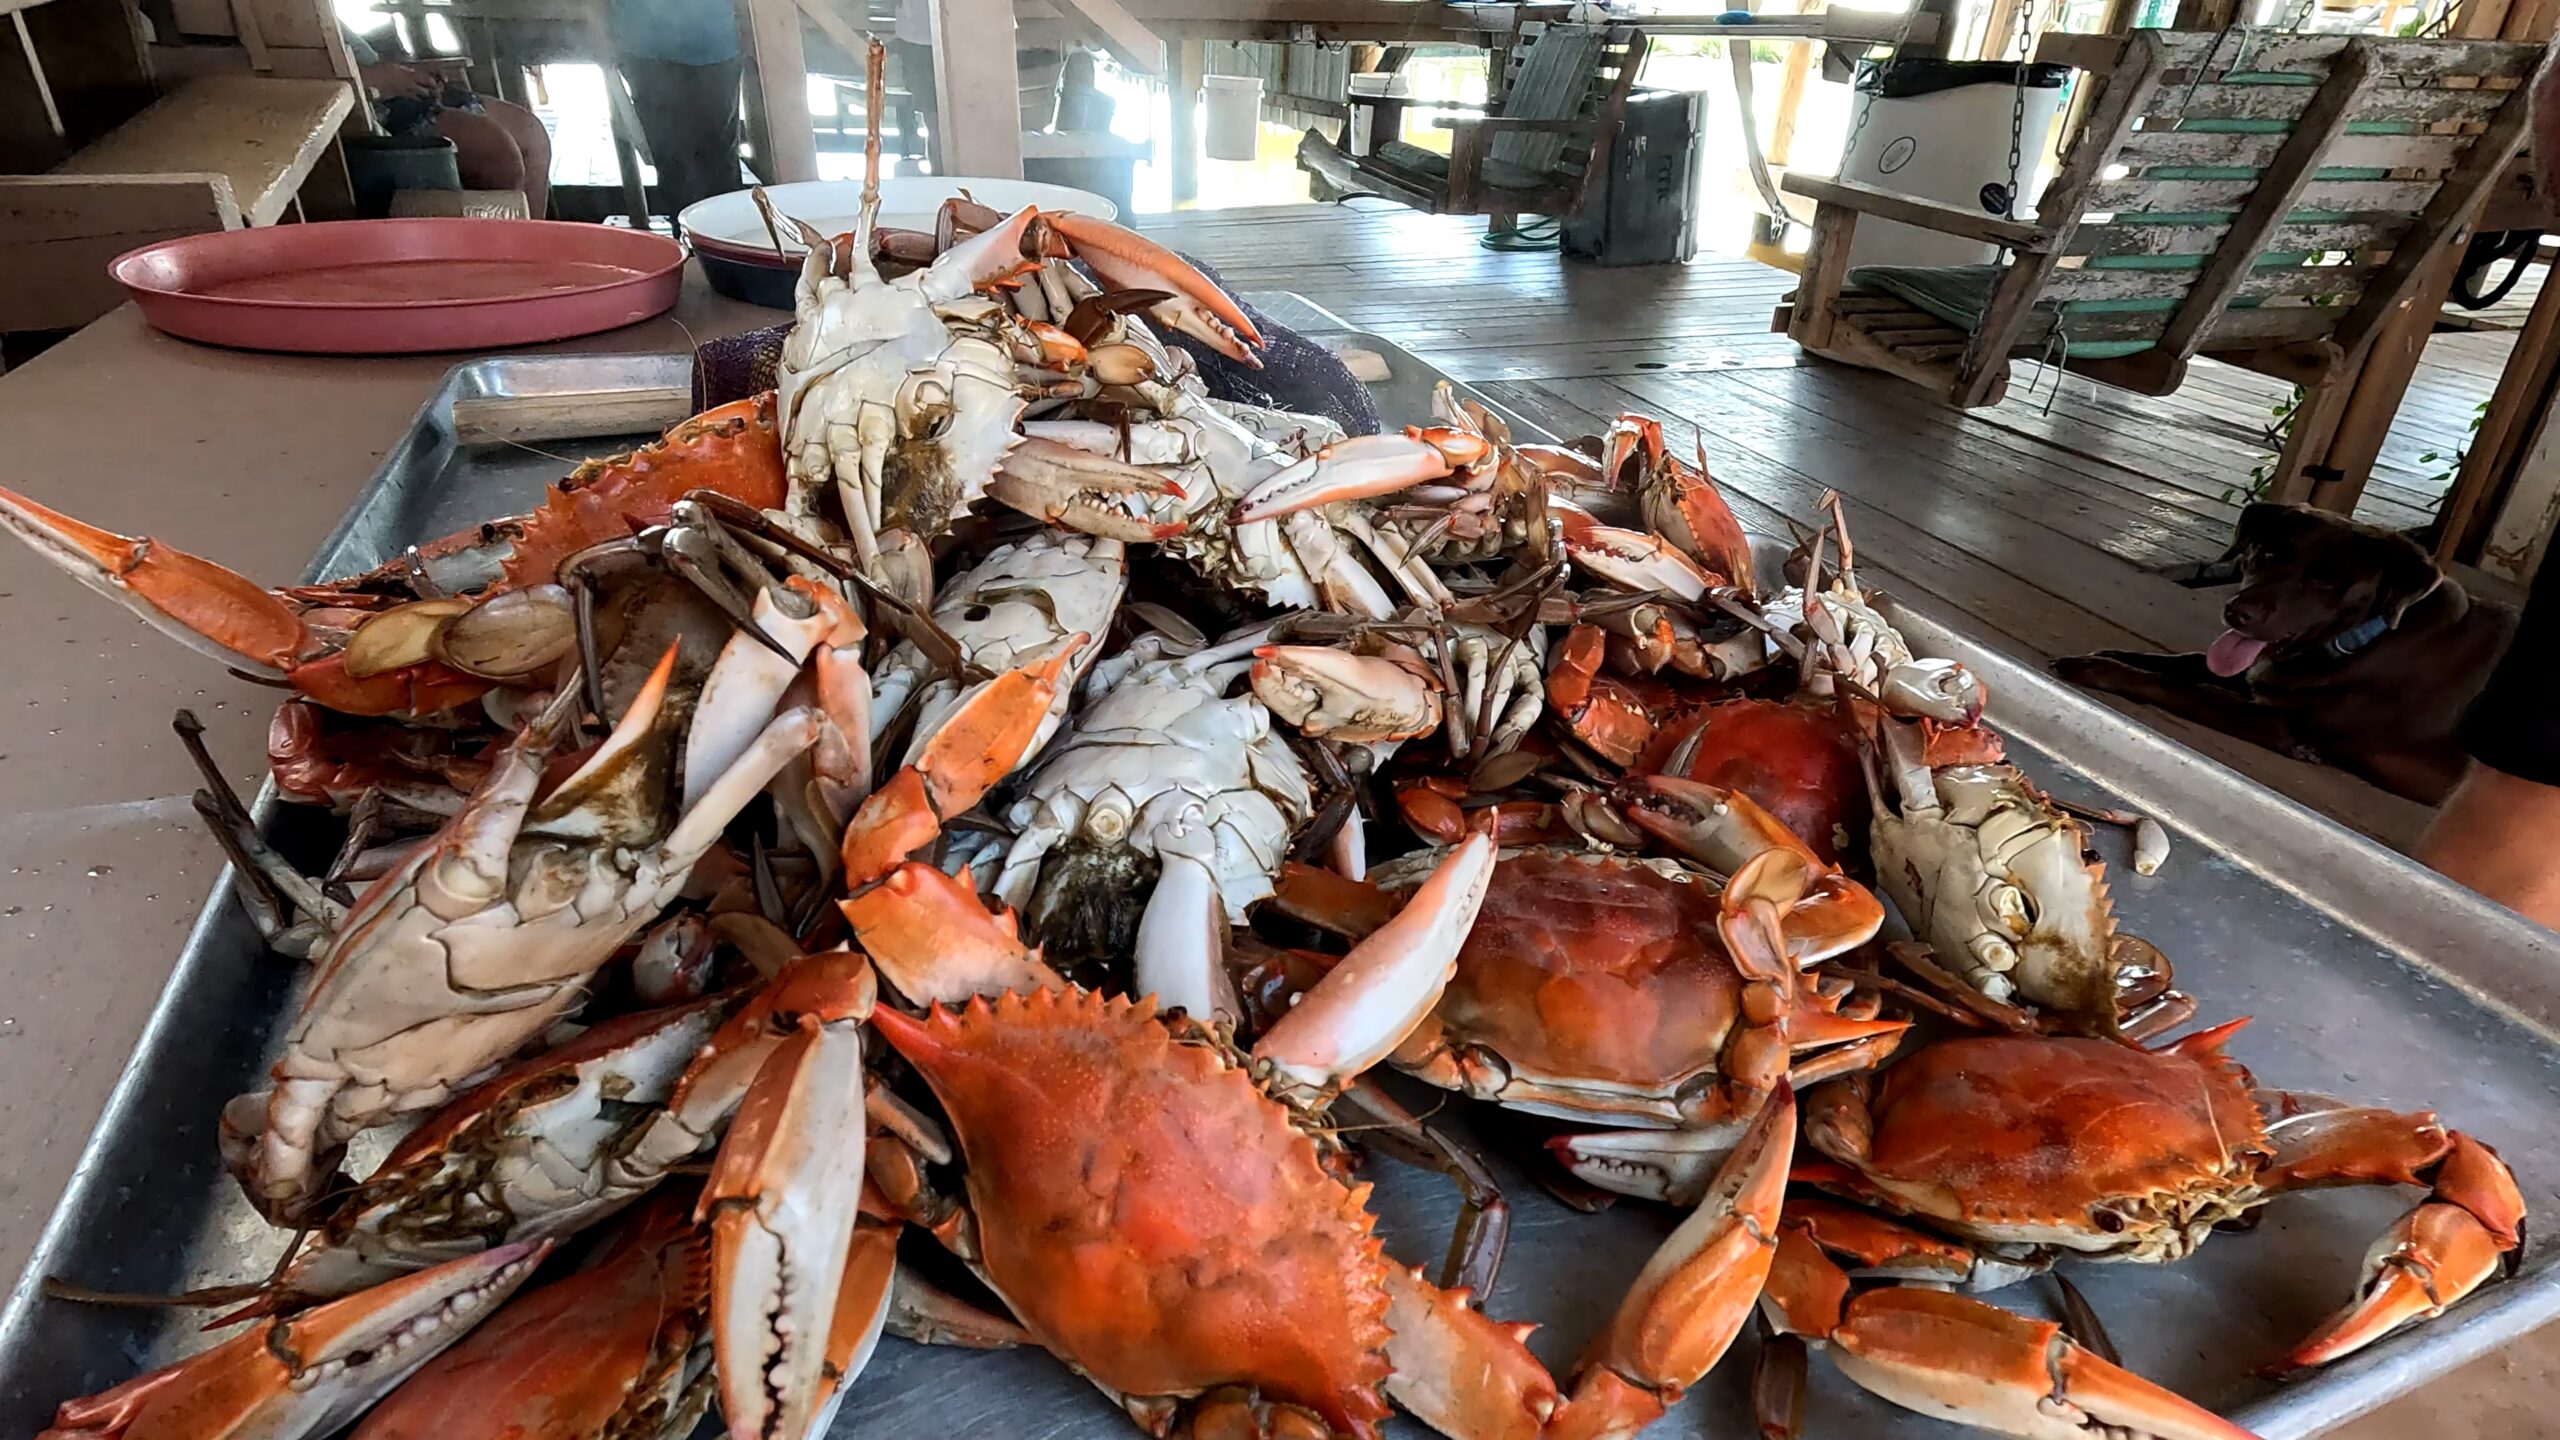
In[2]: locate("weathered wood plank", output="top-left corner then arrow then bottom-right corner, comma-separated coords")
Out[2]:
2118,128 -> 2471,171
2067,217 -> 2407,259
2084,175 -> 2443,213
2148,81 -> 2510,125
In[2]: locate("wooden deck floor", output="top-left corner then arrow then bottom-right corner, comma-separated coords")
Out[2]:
1147,202 -> 2514,845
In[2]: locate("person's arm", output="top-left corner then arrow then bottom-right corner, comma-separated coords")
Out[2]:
2418,530 -> 2560,923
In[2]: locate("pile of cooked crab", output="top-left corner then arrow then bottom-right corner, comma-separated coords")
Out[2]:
6,133 -> 2526,1440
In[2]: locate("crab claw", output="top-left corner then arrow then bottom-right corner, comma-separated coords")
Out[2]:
1251,643 -> 1443,743
1037,211 -> 1265,364
1619,774 -> 1885,962
39,1242 -> 549,1440
841,861 -> 1065,1006
1878,658 -> 1988,726
989,436 -> 1187,543
1548,1086 -> 1795,1440
702,955 -> 877,1440
1253,831 -> 1496,1098
1826,1287 -> 2259,1440
2280,1205 -> 2506,1370
0,484 -> 309,675
1231,432 -> 1476,523
840,645 -> 1082,887
1556,509 -> 1720,601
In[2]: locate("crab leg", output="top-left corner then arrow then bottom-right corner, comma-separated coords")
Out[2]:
1132,829 -> 1246,1026
37,1242 -> 548,1440
1252,831 -> 1498,1099
1036,210 -> 1267,364
1547,1086 -> 1796,1440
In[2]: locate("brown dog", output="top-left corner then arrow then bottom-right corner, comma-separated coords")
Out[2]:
2052,503 -> 2517,805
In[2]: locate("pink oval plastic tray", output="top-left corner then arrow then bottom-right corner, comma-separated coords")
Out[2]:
112,219 -> 686,354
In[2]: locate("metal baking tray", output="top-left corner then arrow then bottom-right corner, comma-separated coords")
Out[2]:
4,337 -> 2557,1440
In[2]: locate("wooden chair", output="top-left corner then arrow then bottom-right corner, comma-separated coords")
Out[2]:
1,74 -> 354,332
1775,30 -> 2553,425
1295,21 -> 1645,219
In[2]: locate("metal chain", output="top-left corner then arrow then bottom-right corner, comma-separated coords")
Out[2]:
1985,0 -> 2039,219
1841,1 -> 1928,168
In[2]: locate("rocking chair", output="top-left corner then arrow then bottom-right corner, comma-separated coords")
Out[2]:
1295,21 -> 1647,219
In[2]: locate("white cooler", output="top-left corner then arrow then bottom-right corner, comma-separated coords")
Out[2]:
1837,60 -> 2070,272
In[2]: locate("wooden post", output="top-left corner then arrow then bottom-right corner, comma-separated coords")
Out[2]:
1168,35 -> 1200,204
929,0 -> 1022,180
741,0 -> 818,183
2438,274 -> 2560,561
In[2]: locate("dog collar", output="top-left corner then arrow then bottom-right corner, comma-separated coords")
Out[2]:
2324,615 -> 2392,658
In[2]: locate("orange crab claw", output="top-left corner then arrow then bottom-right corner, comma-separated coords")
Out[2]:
0,484 -> 310,675
1546,624 -> 1659,767
351,1202 -> 705,1440
701,954 -> 876,1440
1604,414 -> 1755,600
2282,1202 -> 2510,1371
1548,1085 -> 1795,1440
1825,1287 -> 2261,1440
1624,774 -> 1885,964
840,861 -> 1064,1005
40,1242 -> 549,1440
807,1220 -> 903,1438
1038,211 -> 1266,364
1231,433 -> 1469,524
1253,831 -> 1498,1098
839,645 -> 1081,887
2281,1130 -> 2525,1372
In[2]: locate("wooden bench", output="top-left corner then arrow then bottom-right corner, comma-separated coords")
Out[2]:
1776,30 -> 2553,438
1295,21 -> 1645,219
1,73 -> 352,332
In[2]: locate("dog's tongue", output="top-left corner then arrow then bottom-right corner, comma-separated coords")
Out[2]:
2205,630 -> 2268,677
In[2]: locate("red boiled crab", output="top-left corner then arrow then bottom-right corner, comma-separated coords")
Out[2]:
1751,1023 -> 2526,1434
0,395 -> 787,717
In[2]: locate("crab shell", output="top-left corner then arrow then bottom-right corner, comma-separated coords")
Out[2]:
870,986 -> 1398,1439
1378,848 -> 1893,1129
1805,1029 -> 2270,1261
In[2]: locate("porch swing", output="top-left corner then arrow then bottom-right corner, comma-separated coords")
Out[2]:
1772,25 -> 2554,411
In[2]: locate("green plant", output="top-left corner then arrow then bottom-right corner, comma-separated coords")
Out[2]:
2412,396 -> 2491,516
2237,384 -> 2306,504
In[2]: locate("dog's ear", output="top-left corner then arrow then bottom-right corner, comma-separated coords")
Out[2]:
2373,535 -> 2445,626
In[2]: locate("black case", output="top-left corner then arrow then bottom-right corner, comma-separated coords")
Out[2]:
1562,87 -> 1708,268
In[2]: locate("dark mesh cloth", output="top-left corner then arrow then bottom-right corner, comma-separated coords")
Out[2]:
2460,551 -> 2560,784
689,250 -> 1377,436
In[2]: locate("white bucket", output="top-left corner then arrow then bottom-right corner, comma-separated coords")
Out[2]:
1202,73 -> 1263,162
1346,71 -> 1412,155
1838,69 -> 2068,271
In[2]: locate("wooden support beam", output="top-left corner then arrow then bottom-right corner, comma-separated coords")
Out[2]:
2155,42 -> 2374,363
741,0 -> 818,181
2441,262 -> 2560,562
2309,244 -> 2465,514
1167,34 -> 1199,204
1048,0 -> 1162,76
930,0 -> 1021,179
1780,174 -> 2046,249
